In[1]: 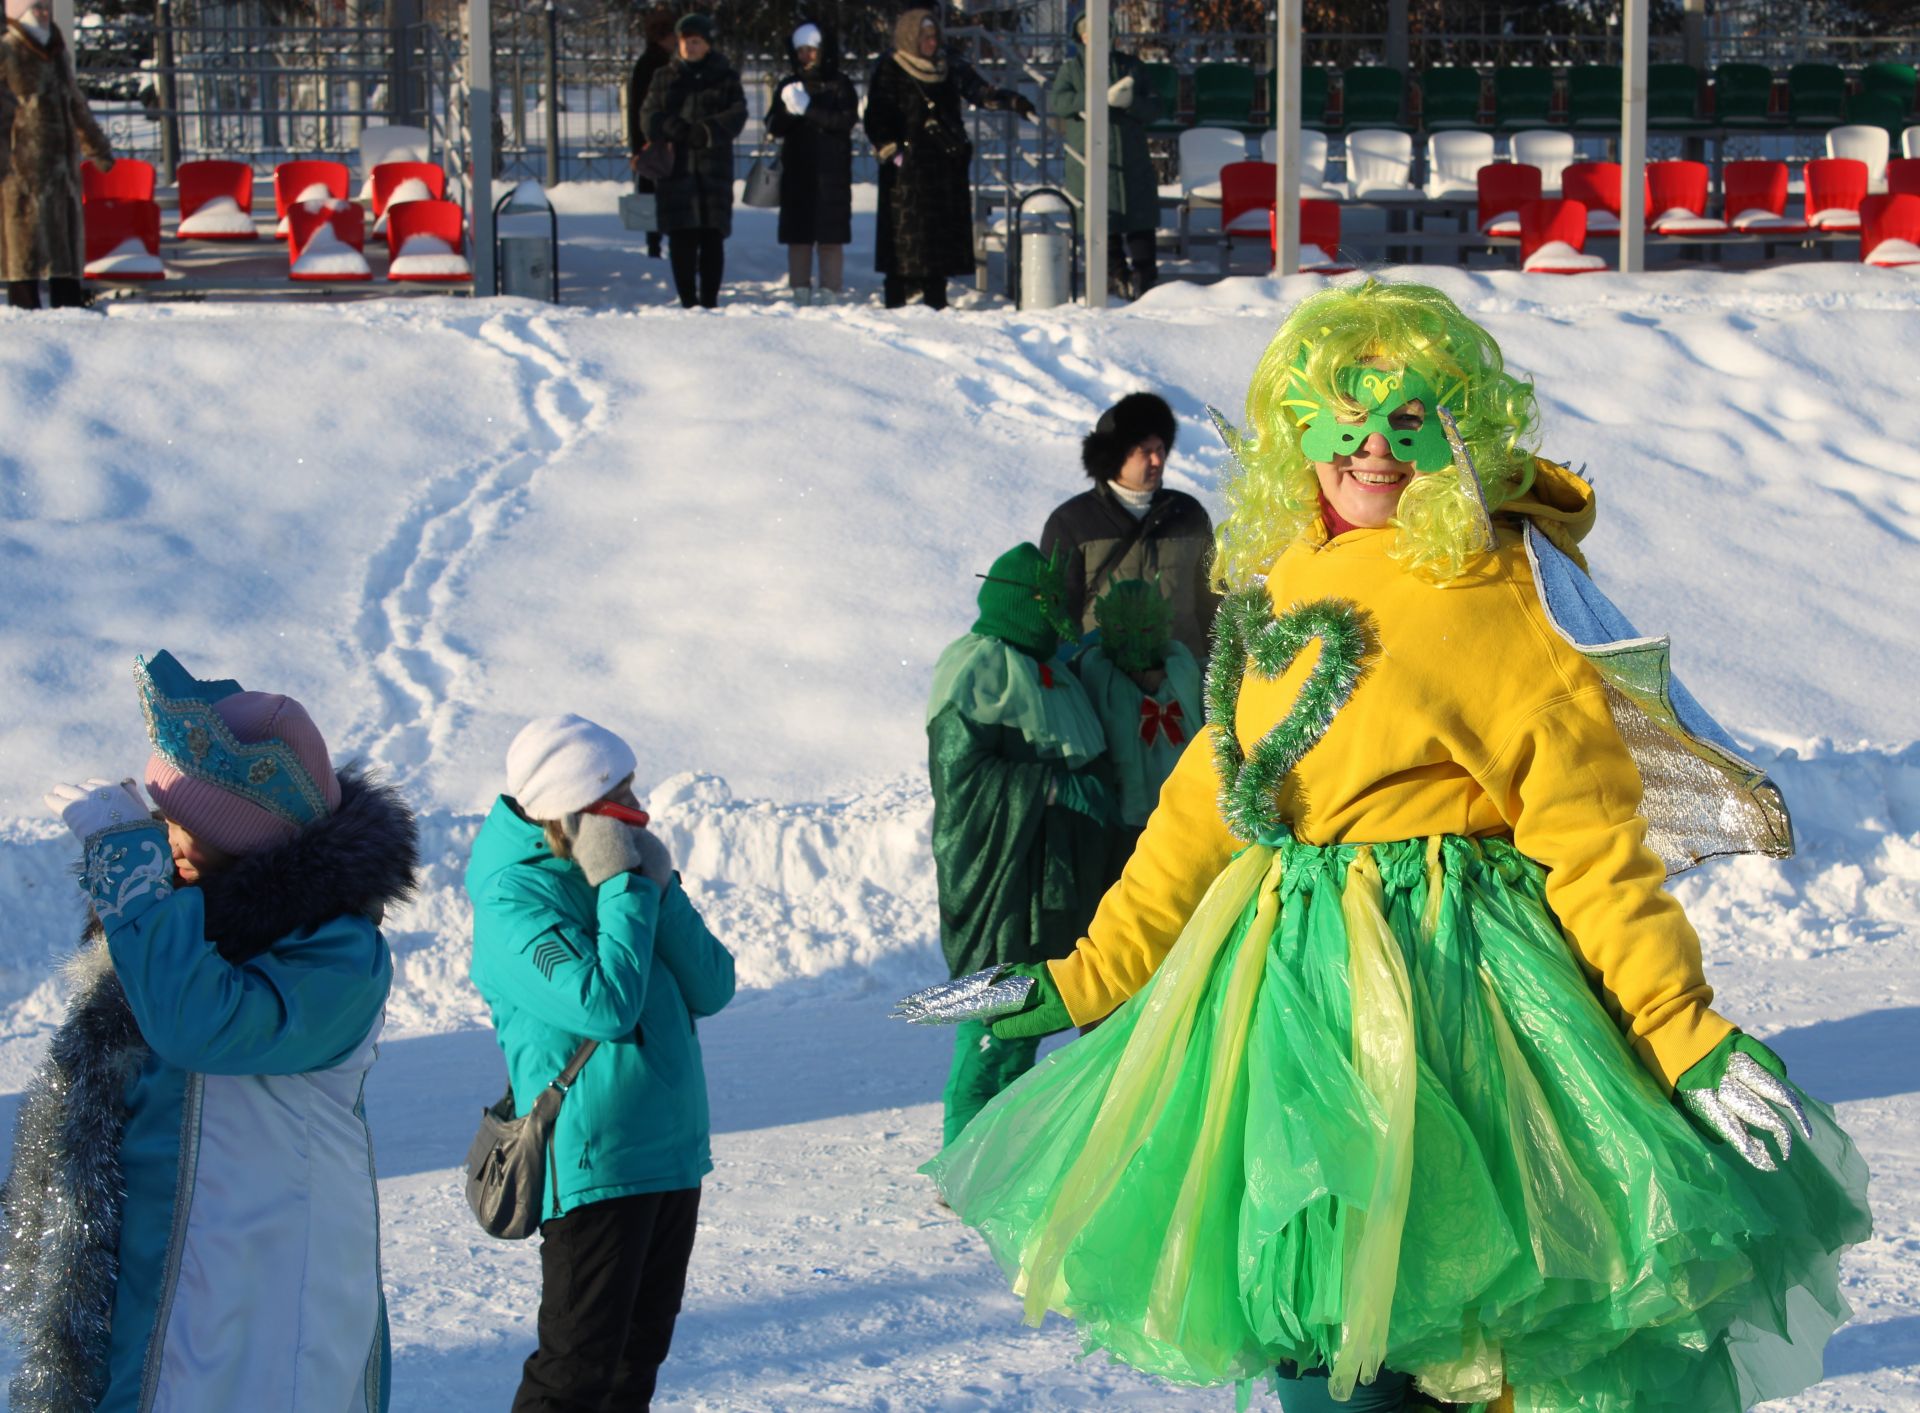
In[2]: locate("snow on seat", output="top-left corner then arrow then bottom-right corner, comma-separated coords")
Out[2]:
288,204 -> 371,281
1520,198 -> 1607,273
386,199 -> 470,282
1723,161 -> 1808,235
83,198 -> 165,280
1860,192 -> 1920,267
1477,161 -> 1541,237
1804,157 -> 1868,231
175,160 -> 258,240
1647,160 -> 1726,234
273,160 -> 352,238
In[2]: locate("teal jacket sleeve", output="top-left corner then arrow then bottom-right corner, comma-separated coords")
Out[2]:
476,868 -> 662,1040
654,881 -> 736,1019
105,885 -> 391,1077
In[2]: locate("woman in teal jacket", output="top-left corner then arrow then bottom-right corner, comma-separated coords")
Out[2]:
467,713 -> 735,1413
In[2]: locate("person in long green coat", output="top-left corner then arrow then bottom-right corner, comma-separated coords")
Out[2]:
1048,7 -> 1163,298
927,543 -> 1116,1144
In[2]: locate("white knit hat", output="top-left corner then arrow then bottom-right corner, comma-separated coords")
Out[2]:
792,22 -> 822,49
506,714 -> 637,821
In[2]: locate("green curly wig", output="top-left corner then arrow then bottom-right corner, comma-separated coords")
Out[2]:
1214,279 -> 1542,589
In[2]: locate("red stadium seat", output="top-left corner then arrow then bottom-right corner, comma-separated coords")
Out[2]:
287,203 -> 371,281
1859,192 -> 1920,266
385,199 -> 471,282
1888,158 -> 1920,197
273,159 -> 352,238
1562,161 -> 1630,234
1646,160 -> 1726,234
1219,161 -> 1278,243
1804,157 -> 1868,231
175,160 -> 259,240
1477,161 -> 1541,237
1723,160 -> 1806,234
370,161 -> 447,218
81,157 -> 155,204
82,198 -> 164,280
1267,199 -> 1352,274
1519,198 -> 1606,272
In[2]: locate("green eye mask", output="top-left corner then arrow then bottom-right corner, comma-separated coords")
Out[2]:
1287,365 -> 1456,473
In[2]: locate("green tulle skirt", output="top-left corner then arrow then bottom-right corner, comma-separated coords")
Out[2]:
924,836 -> 1873,1411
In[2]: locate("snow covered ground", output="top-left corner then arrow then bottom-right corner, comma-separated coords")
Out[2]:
0,192 -> 1917,1409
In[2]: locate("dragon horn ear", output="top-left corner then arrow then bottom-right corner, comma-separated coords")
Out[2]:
1206,404 -> 1253,480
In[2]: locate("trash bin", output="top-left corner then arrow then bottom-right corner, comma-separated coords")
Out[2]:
493,179 -> 559,302
1010,187 -> 1079,311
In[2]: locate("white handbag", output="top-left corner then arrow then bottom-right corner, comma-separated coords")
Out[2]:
618,191 -> 657,231
742,139 -> 783,209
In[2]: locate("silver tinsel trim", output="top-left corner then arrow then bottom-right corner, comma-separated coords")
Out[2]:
1682,1052 -> 1813,1172
891,966 -> 1036,1025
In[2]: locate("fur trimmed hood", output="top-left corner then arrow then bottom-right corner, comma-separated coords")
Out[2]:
197,764 -> 419,963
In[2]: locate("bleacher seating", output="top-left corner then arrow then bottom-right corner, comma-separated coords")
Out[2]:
1804,157 -> 1869,230
1218,160 -> 1277,269
1647,64 -> 1707,130
175,160 -> 259,240
1177,126 -> 1247,252
1420,67 -> 1484,129
1863,62 -> 1918,110
82,199 -> 164,281
1342,66 -> 1405,129
1427,130 -> 1496,198
1477,162 -> 1540,236
1194,63 -> 1258,131
273,159 -> 352,239
1723,160 -> 1806,233
1827,124 -> 1891,190
386,199 -> 471,282
1495,66 -> 1557,129
1860,191 -> 1920,265
1260,128 -> 1341,198
1845,89 -> 1910,135
1269,199 -> 1350,272
1563,161 -> 1627,234
82,158 -> 156,204
1888,158 -> 1920,196
1140,61 -> 1184,135
1346,128 -> 1423,200
1510,130 -> 1576,194
371,161 -> 448,234
1520,198 -> 1606,272
1568,65 -> 1622,129
1714,63 -> 1777,126
1647,160 -> 1726,234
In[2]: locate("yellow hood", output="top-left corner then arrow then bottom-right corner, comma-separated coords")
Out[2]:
1503,458 -> 1596,571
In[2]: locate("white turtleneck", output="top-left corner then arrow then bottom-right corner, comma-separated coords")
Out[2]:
1109,481 -> 1155,519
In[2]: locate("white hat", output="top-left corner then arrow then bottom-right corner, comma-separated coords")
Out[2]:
792,22 -> 822,49
506,714 -> 637,821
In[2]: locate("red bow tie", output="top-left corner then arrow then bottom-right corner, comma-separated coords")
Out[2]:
1139,697 -> 1186,746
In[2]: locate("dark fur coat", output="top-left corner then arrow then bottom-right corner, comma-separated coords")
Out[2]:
0,767 -> 418,1413
0,21 -> 112,282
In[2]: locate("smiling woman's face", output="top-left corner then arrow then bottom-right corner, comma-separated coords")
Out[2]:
1311,397 -> 1426,530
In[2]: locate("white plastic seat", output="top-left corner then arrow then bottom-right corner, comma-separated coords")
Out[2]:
1866,237 -> 1920,266
1905,124 -> 1920,160
1651,209 -> 1728,235
1179,127 -> 1253,202
1826,124 -> 1891,192
1260,128 -> 1344,198
1345,128 -> 1423,200
1426,130 -> 1496,198
1509,130 -> 1576,195
357,124 -> 431,199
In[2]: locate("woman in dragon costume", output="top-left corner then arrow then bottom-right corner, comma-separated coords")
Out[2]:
922,280 -> 1871,1411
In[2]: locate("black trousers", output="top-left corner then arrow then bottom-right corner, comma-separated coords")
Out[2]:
667,229 -> 724,308
8,278 -> 87,310
883,273 -> 949,310
1107,232 -> 1157,297
511,1187 -> 702,1413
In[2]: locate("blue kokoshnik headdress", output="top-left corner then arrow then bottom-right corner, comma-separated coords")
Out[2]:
135,651 -> 334,828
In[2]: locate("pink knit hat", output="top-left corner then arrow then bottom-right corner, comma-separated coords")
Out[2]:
145,691 -> 342,856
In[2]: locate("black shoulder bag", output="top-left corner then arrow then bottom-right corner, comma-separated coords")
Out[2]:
464,1038 -> 598,1240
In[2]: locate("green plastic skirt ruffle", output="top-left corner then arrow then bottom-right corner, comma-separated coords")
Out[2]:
924,836 -> 1872,1411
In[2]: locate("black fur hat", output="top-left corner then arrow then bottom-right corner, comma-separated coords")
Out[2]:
1081,393 -> 1177,481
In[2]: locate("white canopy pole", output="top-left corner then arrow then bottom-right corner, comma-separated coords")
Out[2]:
51,0 -> 73,40
1085,0 -> 1110,307
469,0 -> 495,295
1271,0 -> 1302,274
1619,0 -> 1649,273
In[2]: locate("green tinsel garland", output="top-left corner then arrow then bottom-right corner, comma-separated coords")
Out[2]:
1205,588 -> 1373,843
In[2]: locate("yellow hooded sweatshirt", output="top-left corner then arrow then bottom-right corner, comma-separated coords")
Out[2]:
1048,465 -> 1734,1091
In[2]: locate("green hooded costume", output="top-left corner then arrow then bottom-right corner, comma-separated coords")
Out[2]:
926,543 -> 1116,1143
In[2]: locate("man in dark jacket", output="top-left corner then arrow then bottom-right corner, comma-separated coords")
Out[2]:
766,22 -> 858,303
625,3 -> 677,259
1039,392 -> 1221,664
638,13 -> 748,309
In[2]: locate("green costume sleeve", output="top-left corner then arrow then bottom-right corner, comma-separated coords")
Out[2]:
929,704 -> 1056,979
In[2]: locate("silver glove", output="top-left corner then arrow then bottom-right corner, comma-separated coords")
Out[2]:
1682,1052 -> 1813,1172
891,965 -> 1034,1025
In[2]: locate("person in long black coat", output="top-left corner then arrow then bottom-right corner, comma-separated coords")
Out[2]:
863,7 -> 1035,310
624,3 -> 677,259
765,22 -> 858,304
639,12 -> 748,309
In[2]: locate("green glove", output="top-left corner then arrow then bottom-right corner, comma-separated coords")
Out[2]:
1676,1032 -> 1810,1172
989,962 -> 1074,1040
